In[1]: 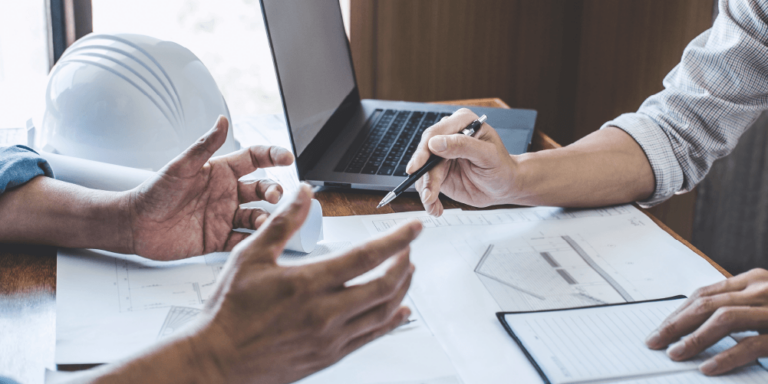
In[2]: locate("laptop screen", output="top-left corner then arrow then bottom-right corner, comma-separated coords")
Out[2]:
261,0 -> 356,156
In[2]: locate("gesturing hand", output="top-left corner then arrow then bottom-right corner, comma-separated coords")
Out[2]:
190,184 -> 420,384
128,116 -> 294,260
646,268 -> 768,375
406,108 -> 519,217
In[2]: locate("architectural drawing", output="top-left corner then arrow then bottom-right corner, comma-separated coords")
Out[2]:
473,235 -> 631,311
157,306 -> 202,339
114,242 -> 352,313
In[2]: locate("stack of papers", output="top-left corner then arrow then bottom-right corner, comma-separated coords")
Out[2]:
57,204 -> 741,383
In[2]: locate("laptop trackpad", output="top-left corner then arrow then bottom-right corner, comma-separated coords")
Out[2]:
496,127 -> 532,155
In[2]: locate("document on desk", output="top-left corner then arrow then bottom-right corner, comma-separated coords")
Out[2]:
57,203 -> 730,384
499,296 -> 768,383
349,205 -> 730,383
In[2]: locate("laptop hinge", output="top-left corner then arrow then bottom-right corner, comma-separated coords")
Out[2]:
324,182 -> 351,189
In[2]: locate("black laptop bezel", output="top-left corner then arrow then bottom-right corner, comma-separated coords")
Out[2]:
259,0 -> 363,179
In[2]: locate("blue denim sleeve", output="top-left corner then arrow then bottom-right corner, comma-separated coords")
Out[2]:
0,145 -> 54,195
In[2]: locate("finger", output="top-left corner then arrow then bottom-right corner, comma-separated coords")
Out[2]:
419,162 -> 448,217
232,207 -> 270,230
222,231 -> 250,251
665,307 -> 768,361
646,273 -> 759,349
341,263 -> 414,340
647,292 -> 750,349
238,179 -> 284,204
235,184 -> 313,264
675,276 -> 754,315
339,306 -> 411,357
414,171 -> 443,217
223,145 -> 294,179
164,115 -> 229,177
427,133 -> 500,168
406,109 -> 478,174
308,220 -> 422,289
699,334 -> 768,376
330,250 -> 412,321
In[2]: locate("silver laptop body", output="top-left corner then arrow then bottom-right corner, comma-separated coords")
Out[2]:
260,0 -> 537,192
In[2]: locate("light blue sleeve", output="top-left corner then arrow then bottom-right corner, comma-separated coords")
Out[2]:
0,145 -> 54,195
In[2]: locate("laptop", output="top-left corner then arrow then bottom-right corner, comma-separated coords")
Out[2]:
259,0 -> 537,191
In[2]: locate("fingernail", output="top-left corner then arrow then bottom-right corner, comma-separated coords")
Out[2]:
699,359 -> 718,375
646,331 -> 660,347
411,221 -> 423,235
667,341 -> 685,359
432,137 -> 447,152
421,189 -> 431,202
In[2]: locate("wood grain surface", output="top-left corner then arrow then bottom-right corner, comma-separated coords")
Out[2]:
0,98 -> 727,383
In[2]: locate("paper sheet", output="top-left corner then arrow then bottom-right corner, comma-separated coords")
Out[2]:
351,205 -> 729,384
503,298 -> 768,383
56,204 -> 733,383
56,241 -> 351,364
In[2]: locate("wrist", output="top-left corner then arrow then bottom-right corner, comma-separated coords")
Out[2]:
85,323 -> 229,384
183,319 -> 234,382
102,189 -> 135,254
503,153 -> 530,205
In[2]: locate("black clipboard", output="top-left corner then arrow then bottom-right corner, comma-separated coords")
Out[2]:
496,295 -> 688,384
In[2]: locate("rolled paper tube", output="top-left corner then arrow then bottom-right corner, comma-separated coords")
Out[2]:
40,151 -> 155,191
238,199 -> 323,253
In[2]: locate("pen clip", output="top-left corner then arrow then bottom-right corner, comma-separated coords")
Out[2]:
461,127 -> 476,136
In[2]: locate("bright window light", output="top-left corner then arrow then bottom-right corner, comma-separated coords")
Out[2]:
92,0 -> 284,118
0,1 -> 49,130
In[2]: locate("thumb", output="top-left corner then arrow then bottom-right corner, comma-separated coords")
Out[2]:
238,184 -> 313,264
427,134 -> 499,168
165,115 -> 229,177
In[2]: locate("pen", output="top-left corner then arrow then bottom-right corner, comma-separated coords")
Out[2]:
377,114 -> 487,209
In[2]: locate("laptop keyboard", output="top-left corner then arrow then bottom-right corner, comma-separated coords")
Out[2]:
336,109 -> 450,177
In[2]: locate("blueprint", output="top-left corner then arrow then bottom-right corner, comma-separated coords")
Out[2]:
472,234 -> 632,311
57,204 -> 731,383
353,205 -> 730,383
56,241 -> 351,364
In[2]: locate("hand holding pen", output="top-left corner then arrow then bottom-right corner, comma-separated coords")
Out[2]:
378,113 -> 487,208
392,108 -> 520,217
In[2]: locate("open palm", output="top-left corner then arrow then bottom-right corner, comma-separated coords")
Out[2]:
127,116 -> 294,261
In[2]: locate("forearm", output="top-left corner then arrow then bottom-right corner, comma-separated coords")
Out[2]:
512,127 -> 655,207
69,329 -> 226,384
0,176 -> 133,252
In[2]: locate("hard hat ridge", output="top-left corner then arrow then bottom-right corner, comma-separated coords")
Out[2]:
42,33 -> 239,171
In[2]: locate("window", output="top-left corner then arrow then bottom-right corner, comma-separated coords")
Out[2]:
91,0 -> 351,120
0,1 -> 49,130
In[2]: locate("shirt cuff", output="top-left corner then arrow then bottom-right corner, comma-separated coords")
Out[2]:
0,145 -> 54,195
600,113 -> 684,208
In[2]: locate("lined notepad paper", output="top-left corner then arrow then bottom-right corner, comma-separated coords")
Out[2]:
502,298 -> 768,384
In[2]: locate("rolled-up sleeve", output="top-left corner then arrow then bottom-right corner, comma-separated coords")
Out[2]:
602,0 -> 768,207
0,145 -> 53,195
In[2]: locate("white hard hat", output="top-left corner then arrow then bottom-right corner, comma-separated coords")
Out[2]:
41,33 -> 239,171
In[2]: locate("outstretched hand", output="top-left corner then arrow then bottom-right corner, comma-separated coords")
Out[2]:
128,116 -> 294,260
191,184 -> 420,383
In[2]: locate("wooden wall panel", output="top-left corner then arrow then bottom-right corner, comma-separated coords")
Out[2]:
572,0 -> 714,141
351,0 -> 584,145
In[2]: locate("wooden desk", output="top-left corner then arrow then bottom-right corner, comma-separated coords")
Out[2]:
0,98 -> 729,383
